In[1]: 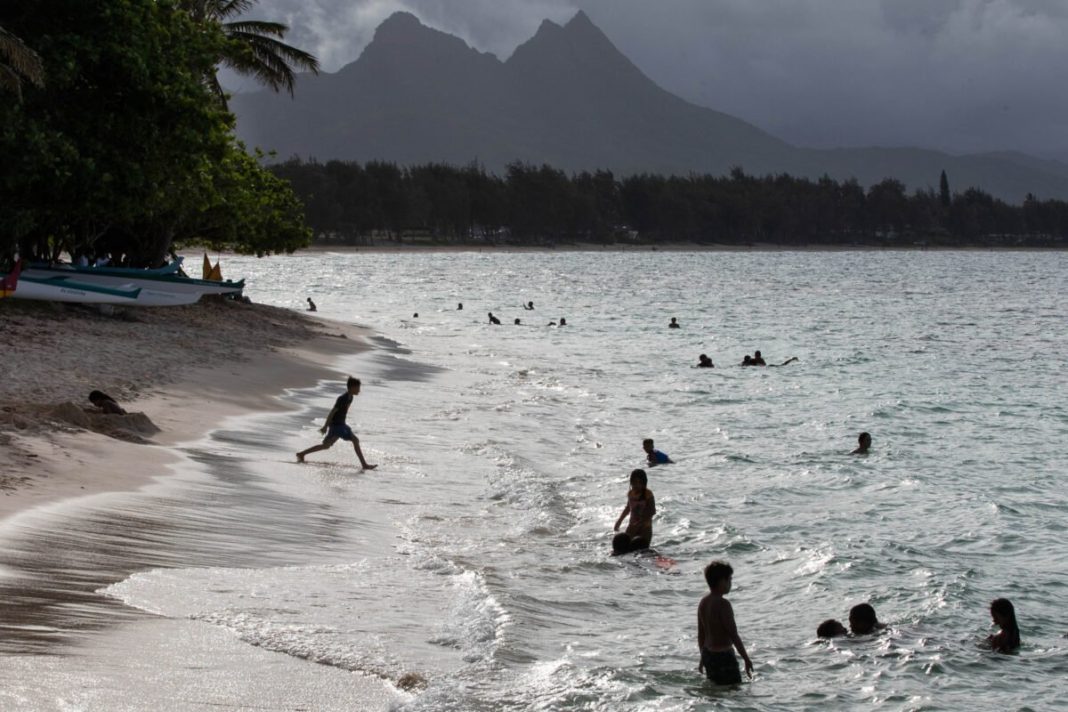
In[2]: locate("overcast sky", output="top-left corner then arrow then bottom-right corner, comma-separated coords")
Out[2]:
244,0 -> 1068,162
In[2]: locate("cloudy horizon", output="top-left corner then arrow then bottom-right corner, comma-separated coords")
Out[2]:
232,0 -> 1068,162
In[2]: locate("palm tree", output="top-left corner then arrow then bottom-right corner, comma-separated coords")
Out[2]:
0,25 -> 44,99
181,0 -> 319,105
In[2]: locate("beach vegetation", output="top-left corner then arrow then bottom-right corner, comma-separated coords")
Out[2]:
0,24 -> 44,99
0,0 -> 312,265
271,158 -> 1068,248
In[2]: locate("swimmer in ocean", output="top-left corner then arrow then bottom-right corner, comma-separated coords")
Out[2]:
697,560 -> 754,684
817,619 -> 848,638
669,317 -> 680,329
488,312 -> 501,325
643,438 -> 672,465
524,301 -> 534,310
752,350 -> 767,366
852,432 -> 872,454
848,603 -> 886,635
698,354 -> 714,368
741,355 -> 754,366
614,468 -> 656,550
986,598 -> 1020,653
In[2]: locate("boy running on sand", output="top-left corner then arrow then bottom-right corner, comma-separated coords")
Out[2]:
697,560 -> 754,685
296,377 -> 377,470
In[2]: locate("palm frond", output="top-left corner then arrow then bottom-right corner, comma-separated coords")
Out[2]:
0,26 -> 45,88
0,64 -> 24,100
224,20 -> 288,39
222,31 -> 319,95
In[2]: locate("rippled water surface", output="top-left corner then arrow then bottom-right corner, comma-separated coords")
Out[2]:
2,250 -> 1067,710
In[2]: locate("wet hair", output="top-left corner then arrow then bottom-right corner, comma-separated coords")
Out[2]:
88,390 -> 113,404
849,603 -> 880,634
817,619 -> 848,638
858,432 -> 871,444
991,598 -> 1020,651
642,438 -> 654,448
630,468 -> 648,488
704,560 -> 733,590
612,532 -> 633,556
346,377 -> 361,389
754,350 -> 762,358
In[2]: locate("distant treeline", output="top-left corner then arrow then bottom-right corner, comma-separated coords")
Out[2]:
272,159 -> 1068,247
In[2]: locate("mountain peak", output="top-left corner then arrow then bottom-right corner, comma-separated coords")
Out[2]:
566,10 -> 595,31
375,11 -> 424,38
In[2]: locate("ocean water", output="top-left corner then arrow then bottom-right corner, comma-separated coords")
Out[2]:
1,250 -> 1067,710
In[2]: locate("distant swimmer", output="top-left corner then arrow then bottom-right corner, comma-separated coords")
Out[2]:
412,313 -> 418,318
852,432 -> 872,454
514,318 -> 521,325
669,317 -> 680,329
643,438 -> 672,465
752,350 -> 767,366
986,598 -> 1021,653
306,297 -> 317,312
488,312 -> 501,325
848,603 -> 886,635
613,468 -> 656,551
697,560 -> 755,684
524,301 -> 534,310
698,354 -> 714,368
816,619 -> 848,639
741,354 -> 754,366
457,303 -> 463,310
296,376 -> 377,470
559,317 -> 567,326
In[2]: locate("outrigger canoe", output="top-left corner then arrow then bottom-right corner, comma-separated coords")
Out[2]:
13,275 -> 142,304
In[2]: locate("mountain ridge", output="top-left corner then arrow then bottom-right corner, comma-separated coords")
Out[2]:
232,11 -> 1068,202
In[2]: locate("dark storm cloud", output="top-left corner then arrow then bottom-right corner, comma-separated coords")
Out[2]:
245,0 -> 1068,160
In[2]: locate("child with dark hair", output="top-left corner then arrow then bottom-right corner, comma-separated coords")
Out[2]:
296,377 -> 377,470
697,560 -> 754,684
852,432 -> 872,454
643,438 -> 672,465
614,469 -> 655,550
817,619 -> 848,638
848,603 -> 886,634
987,598 -> 1020,653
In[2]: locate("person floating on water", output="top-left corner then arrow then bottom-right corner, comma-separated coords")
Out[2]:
852,432 -> 872,454
613,468 -> 656,552
987,598 -> 1020,653
698,354 -> 714,368
643,438 -> 672,465
306,297 -> 317,312
741,354 -> 754,366
559,317 -> 567,326
488,312 -> 501,325
817,619 -> 848,638
457,303 -> 463,310
669,317 -> 680,329
698,560 -> 754,685
296,376 -> 377,470
524,301 -> 534,310
752,350 -> 767,366
848,603 -> 886,635
514,318 -> 521,325
412,313 -> 418,318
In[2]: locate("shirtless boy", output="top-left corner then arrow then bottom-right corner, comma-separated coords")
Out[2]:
697,560 -> 754,685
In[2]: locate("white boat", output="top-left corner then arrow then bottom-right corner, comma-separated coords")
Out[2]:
22,267 -> 243,298
13,276 -> 142,304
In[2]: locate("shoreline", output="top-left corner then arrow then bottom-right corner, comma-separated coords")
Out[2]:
0,298 -> 370,523
299,241 -> 1068,254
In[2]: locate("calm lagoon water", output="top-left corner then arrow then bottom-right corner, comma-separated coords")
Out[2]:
2,250 -> 1066,710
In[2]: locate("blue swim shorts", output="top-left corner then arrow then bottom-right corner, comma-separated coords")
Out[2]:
323,424 -> 356,444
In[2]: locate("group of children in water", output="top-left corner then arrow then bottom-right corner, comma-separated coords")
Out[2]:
295,297 -> 1021,688
607,430 -> 1022,685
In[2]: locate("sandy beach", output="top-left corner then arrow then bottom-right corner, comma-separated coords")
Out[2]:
0,296 -> 368,523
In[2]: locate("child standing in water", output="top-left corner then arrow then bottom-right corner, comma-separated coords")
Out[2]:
697,560 -> 754,685
987,598 -> 1020,653
613,469 -> 656,550
296,377 -> 377,470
